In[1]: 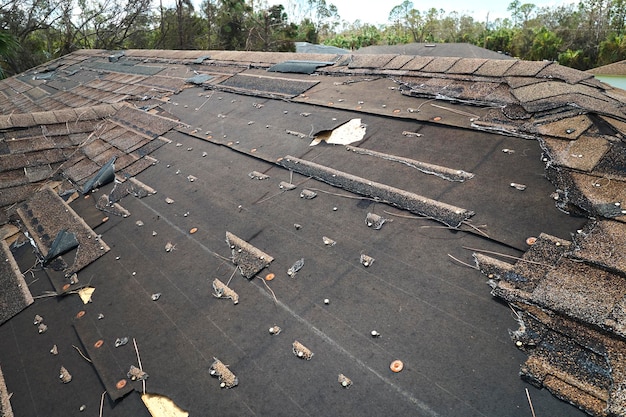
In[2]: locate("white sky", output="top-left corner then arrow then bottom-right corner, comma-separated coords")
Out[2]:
270,0 -> 579,25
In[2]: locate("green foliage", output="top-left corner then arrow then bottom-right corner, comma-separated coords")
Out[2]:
2,0 -> 626,75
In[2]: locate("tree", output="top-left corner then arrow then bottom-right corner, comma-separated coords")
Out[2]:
0,31 -> 18,78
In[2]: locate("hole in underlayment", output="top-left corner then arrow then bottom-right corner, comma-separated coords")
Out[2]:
142,393 -> 189,417
309,118 -> 366,146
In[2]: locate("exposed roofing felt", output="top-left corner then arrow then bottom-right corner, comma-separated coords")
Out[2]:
0,49 -> 625,417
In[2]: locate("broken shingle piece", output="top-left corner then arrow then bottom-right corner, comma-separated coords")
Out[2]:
225,232 -> 273,279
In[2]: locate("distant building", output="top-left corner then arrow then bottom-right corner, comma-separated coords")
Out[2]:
587,60 -> 626,89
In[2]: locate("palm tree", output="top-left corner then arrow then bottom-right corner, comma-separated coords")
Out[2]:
0,31 -> 18,79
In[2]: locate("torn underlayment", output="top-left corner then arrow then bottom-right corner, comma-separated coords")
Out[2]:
310,119 -> 367,146
278,155 -> 474,227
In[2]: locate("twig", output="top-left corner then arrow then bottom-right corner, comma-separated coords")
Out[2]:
257,275 -> 278,303
461,220 -> 490,238
430,103 -> 480,118
307,187 -> 381,202
99,391 -> 106,417
447,254 -> 478,269
133,338 -> 146,395
72,345 -> 92,363
525,388 -> 537,417
383,210 -> 433,221
225,266 -> 237,287
509,303 -> 522,321
462,246 -> 552,267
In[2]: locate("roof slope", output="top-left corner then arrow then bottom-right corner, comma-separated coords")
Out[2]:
588,60 -> 626,76
0,49 -> 625,417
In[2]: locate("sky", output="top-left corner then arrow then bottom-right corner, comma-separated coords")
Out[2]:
271,0 -> 578,26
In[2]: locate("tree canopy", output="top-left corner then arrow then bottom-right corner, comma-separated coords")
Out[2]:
1,0 -> 626,78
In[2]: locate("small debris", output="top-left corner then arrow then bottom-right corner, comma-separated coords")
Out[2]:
97,313 -> 105,320
115,337 -> 129,348
127,365 -> 149,381
136,220 -> 144,227
287,258 -> 305,277
286,129 -> 307,138
366,212 -> 390,230
38,323 -> 48,334
294,223 -> 302,230
212,278 -> 239,304
338,374 -> 353,388
151,293 -> 161,301
79,404 -> 86,412
209,358 -> 238,388
269,325 -> 282,335
510,182 -> 527,191
187,175 -> 197,182
165,242 -> 176,252
300,112 -> 311,117
322,236 -> 336,246
59,366 -> 72,383
279,181 -> 297,190
187,147 -> 193,151
300,189 -> 317,199
175,143 -> 183,147
502,148 -> 515,154
50,345 -> 58,355
165,197 -> 175,204
190,227 -> 198,234
402,131 -> 422,137
360,254 -> 375,267
292,340 -> 314,360
34,314 -> 43,325
248,171 -> 269,180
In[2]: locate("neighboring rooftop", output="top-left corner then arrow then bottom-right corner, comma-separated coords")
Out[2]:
0,49 -> 625,417
355,42 -> 514,59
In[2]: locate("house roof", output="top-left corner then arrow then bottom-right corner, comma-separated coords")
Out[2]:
355,43 -> 515,60
588,60 -> 626,76
0,49 -> 625,417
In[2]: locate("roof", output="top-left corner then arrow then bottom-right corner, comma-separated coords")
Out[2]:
0,49 -> 625,417
355,42 -> 515,59
588,60 -> 626,76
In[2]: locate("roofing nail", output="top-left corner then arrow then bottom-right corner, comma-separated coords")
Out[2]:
269,325 -> 281,335
324,298 -> 330,305
34,314 -> 43,325
371,330 -> 381,337
338,374 -> 353,388
136,220 -> 144,227
151,293 -> 161,301
322,236 -> 336,246
510,183 -> 527,191
50,345 -> 58,355
38,323 -> 48,334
